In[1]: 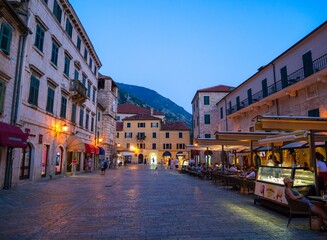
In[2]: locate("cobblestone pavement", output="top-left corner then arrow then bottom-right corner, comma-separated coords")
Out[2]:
0,165 -> 326,240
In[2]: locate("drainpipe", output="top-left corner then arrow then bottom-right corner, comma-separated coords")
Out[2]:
4,31 -> 28,189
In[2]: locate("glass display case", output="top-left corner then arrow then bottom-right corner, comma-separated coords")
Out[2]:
254,166 -> 315,206
256,166 -> 314,186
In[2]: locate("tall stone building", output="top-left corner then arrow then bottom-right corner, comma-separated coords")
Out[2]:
191,85 -> 234,165
0,0 -> 116,189
97,73 -> 118,161
0,0 -> 29,189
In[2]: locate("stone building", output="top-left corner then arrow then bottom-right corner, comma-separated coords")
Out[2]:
191,85 -> 234,165
97,73 -> 118,163
0,0 -> 119,189
193,21 -> 327,167
116,104 -> 190,166
216,21 -> 327,132
0,0 -> 29,189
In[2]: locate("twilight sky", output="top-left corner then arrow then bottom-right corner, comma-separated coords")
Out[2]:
69,0 -> 327,113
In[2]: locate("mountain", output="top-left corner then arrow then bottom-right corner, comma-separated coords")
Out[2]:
116,82 -> 192,129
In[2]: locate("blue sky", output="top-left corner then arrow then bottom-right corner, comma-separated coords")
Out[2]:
70,0 -> 327,113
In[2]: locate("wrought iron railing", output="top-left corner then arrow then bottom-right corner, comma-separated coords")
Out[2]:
228,53 -> 327,115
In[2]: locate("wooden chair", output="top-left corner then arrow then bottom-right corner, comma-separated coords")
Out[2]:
284,192 -> 312,229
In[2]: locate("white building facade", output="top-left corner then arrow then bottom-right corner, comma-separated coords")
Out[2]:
1,0 -> 108,189
216,21 -> 327,132
0,0 -> 29,189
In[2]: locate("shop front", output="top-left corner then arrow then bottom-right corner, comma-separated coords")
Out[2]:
0,122 -> 28,189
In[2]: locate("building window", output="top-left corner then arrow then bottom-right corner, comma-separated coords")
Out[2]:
82,74 -> 86,86
79,108 -> 84,127
176,143 -> 185,149
89,57 -> 93,69
152,143 -> 156,149
92,87 -> 96,103
308,108 -> 320,117
77,36 -> 81,51
53,0 -> 62,24
137,132 -> 145,140
0,79 -> 6,114
262,78 -> 268,98
0,22 -> 12,54
151,122 -> 158,128
65,18 -> 73,38
152,132 -> 156,138
179,132 -> 183,138
50,40 -> 59,66
60,96 -> 67,119
204,134 -> 211,138
87,82 -> 91,98
46,87 -> 55,113
91,116 -> 94,132
94,65 -> 97,75
236,96 -> 240,110
163,143 -> 172,149
126,143 -> 130,149
138,122 -> 145,128
125,132 -> 132,138
247,88 -> 252,105
220,107 -> 223,119
71,103 -> 76,123
165,132 -> 169,138
137,143 -> 145,149
204,114 -> 210,124
97,112 -> 101,121
127,122 -> 131,128
116,132 -> 119,138
85,112 -> 89,130
34,24 -> 45,52
204,96 -> 209,105
64,55 -> 70,76
74,69 -> 79,80
28,75 -> 40,106
84,48 -> 88,61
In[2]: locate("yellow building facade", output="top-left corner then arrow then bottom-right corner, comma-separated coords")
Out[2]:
116,113 -> 190,166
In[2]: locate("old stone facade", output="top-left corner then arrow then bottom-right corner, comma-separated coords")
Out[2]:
0,0 -> 118,189
97,73 -> 118,162
191,86 -> 234,164
0,0 -> 29,189
216,21 -> 327,132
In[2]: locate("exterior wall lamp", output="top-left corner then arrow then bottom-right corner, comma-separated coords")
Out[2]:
62,124 -> 68,132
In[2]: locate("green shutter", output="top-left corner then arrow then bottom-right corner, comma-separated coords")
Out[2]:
0,80 -> 6,114
0,23 -> 12,54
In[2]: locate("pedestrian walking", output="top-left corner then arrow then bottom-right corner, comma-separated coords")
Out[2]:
72,158 -> 77,176
87,156 -> 92,173
101,158 -> 108,175
152,167 -> 158,177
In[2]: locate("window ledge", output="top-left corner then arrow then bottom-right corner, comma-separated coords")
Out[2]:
33,45 -> 44,57
50,62 -> 58,70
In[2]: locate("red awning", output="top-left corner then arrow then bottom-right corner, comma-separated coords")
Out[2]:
94,146 -> 100,154
0,122 -> 28,148
85,143 -> 96,154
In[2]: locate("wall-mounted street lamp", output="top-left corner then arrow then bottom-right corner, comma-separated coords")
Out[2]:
62,124 -> 68,132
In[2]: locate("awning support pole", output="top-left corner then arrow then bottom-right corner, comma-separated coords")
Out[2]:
308,130 -> 318,193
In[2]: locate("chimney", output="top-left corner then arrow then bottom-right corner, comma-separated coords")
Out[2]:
150,107 -> 154,116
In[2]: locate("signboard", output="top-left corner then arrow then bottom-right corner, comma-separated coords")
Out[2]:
255,181 -> 288,205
